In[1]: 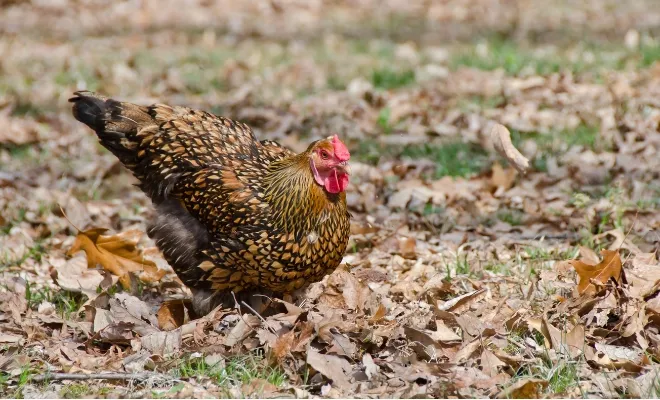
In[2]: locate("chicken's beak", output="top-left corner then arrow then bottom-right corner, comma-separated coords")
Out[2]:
336,161 -> 351,175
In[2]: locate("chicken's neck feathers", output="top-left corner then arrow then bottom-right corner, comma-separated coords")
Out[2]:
263,153 -> 344,232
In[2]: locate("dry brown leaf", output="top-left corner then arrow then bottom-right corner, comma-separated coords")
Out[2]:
569,249 -> 622,295
490,124 -> 529,174
432,320 -> 462,342
627,253 -> 660,298
55,254 -> 107,301
225,314 -> 260,347
66,228 -> 167,289
591,343 -> 651,372
319,267 -> 372,312
455,339 -> 482,364
438,289 -> 486,313
480,348 -> 506,377
140,329 -> 182,356
397,236 -> 417,258
490,162 -> 517,194
578,246 -> 600,265
564,324 -> 586,358
306,348 -> 353,390
497,378 -> 548,398
157,300 -> 187,331
272,329 -> 295,361
242,378 -> 281,398
368,304 -> 387,324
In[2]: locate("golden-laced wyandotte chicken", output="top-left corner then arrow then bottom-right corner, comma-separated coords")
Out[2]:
69,91 -> 351,316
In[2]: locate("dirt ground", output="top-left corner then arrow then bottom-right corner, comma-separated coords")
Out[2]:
2,0 -> 660,398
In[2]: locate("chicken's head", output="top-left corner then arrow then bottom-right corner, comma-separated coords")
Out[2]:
309,135 -> 351,194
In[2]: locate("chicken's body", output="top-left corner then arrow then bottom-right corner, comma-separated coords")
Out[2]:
69,91 -> 351,315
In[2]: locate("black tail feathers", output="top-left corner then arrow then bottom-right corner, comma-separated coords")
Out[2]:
69,91 -> 153,168
69,91 -> 110,133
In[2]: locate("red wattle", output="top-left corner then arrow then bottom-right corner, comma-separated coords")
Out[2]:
324,169 -> 341,193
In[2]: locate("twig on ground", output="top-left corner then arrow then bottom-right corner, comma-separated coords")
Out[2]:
31,372 -> 159,382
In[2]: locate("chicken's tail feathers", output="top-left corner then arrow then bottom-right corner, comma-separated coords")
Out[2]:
69,91 -> 152,167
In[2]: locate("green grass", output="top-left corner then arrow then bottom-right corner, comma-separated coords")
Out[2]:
641,43 -> 660,67
511,358 -> 583,397
60,383 -> 92,398
352,139 -> 489,178
25,284 -> 87,318
450,38 -> 659,76
0,242 -> 47,270
497,208 -> 525,226
172,353 -> 287,391
483,262 -> 510,275
510,124 -> 603,172
523,246 -> 579,262
0,365 -> 38,399
402,142 -> 489,178
1,208 -> 27,236
371,67 -> 415,89
511,124 -> 600,153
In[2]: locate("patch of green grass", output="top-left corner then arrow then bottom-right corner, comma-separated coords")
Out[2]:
402,142 -> 490,178
10,101 -> 54,118
641,43 -> 660,67
371,67 -> 415,89
523,246 -> 578,262
450,40 -> 563,75
25,284 -> 87,318
60,383 -> 92,398
173,353 -> 287,390
54,67 -> 99,91
444,253 -> 471,278
352,139 -> 489,178
352,140 -> 389,165
511,124 -> 604,172
423,204 -> 445,216
377,107 -> 392,133
497,208 -> 524,226
449,38 -> 649,76
0,241 -> 47,270
0,364 -> 37,398
512,124 -> 601,154
484,262 -> 509,275
1,208 -> 27,235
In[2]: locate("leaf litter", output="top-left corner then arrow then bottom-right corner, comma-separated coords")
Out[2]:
2,0 -> 660,398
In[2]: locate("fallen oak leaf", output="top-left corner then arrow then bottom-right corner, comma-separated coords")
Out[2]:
66,227 -> 167,290
490,124 -> 529,174
568,249 -> 622,296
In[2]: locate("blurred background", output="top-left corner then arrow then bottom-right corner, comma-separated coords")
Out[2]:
1,0 -> 660,257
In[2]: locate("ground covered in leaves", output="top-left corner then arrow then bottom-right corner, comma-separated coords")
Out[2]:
2,0 -> 660,398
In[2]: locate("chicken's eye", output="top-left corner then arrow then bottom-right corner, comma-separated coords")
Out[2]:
320,151 -> 330,160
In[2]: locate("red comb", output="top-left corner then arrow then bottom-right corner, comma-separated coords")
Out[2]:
331,135 -> 350,161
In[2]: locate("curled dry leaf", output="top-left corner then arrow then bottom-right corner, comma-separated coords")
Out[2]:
157,300 -> 188,331
490,124 -> 530,174
66,227 -> 167,290
568,249 -> 622,296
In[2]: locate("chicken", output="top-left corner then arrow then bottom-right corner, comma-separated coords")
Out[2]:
69,91 -> 351,315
